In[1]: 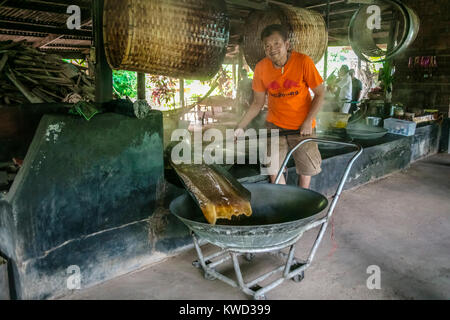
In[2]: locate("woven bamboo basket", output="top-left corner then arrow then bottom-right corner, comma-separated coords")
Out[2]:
242,5 -> 328,70
103,0 -> 230,80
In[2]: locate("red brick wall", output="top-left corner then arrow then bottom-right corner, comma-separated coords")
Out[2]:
392,0 -> 450,115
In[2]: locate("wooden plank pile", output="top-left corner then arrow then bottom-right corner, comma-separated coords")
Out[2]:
0,40 -> 95,106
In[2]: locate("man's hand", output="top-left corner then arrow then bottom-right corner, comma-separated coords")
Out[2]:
234,127 -> 245,141
299,83 -> 325,137
299,119 -> 313,136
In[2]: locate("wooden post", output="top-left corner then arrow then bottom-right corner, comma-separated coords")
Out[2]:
323,0 -> 331,80
179,79 -> 185,109
237,45 -> 243,85
232,63 -> 237,93
93,0 -> 112,103
235,47 -> 245,115
137,72 -> 146,100
358,57 -> 361,77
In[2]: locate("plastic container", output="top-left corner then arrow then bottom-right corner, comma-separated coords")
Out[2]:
383,118 -> 416,136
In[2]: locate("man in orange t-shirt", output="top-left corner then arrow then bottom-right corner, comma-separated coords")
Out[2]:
235,24 -> 325,188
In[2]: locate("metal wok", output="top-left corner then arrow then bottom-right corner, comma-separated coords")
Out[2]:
170,138 -> 362,300
170,183 -> 329,250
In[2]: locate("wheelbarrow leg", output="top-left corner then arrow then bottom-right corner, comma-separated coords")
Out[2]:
283,244 -> 296,278
281,244 -> 306,282
230,252 -> 261,299
192,232 -> 216,280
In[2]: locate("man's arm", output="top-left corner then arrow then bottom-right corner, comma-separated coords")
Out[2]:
299,83 -> 325,136
236,91 -> 266,129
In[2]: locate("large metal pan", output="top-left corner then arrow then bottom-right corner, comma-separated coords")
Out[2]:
171,138 -> 362,251
170,183 -> 328,250
346,123 -> 388,140
170,138 -> 362,300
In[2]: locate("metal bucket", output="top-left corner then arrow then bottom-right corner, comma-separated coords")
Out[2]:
366,116 -> 382,127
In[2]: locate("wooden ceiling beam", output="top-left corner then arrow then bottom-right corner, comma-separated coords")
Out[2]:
34,18 -> 92,48
1,0 -> 90,16
29,0 -> 91,9
226,0 -> 268,10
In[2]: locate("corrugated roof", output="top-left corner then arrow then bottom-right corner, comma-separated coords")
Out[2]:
0,0 -> 358,58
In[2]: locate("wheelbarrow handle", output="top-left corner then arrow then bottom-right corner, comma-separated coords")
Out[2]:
274,138 -> 363,265
274,138 -> 363,202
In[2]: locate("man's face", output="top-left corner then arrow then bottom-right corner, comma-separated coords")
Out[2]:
263,32 -> 290,66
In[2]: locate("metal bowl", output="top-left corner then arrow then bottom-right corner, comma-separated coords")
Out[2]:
346,123 -> 388,140
170,183 -> 328,250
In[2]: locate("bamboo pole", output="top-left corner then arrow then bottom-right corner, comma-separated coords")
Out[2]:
137,72 -> 146,100
179,79 -> 185,109
323,0 -> 331,80
93,0 -> 112,103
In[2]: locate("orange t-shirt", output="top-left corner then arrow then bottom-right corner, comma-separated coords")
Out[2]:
252,51 -> 323,130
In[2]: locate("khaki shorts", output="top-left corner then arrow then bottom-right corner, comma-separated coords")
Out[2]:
263,122 -> 322,176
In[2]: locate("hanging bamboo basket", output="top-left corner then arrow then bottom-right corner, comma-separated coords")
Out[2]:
242,5 -> 328,70
103,0 -> 230,80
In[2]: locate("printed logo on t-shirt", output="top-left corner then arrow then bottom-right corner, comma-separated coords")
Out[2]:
268,81 -> 281,90
268,79 -> 300,98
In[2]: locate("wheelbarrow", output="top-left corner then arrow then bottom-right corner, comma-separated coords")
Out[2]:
170,138 -> 363,300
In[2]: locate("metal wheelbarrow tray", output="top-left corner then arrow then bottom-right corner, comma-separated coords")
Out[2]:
170,138 -> 363,300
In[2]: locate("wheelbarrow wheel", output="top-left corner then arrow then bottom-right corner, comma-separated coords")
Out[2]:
204,272 -> 216,281
254,294 -> 266,300
244,253 -> 255,261
292,271 -> 305,283
193,260 -> 211,269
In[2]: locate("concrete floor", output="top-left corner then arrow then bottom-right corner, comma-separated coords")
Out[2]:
64,153 -> 450,300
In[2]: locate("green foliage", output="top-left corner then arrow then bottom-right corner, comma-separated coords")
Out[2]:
147,75 -> 177,109
200,66 -> 233,98
378,60 -> 394,93
190,93 -> 203,103
113,70 -> 137,98
329,51 -> 347,64
63,58 -> 88,67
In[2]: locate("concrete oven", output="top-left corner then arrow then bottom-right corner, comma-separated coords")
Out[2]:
0,108 -> 190,299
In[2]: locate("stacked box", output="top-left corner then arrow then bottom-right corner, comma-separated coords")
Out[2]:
384,118 -> 417,136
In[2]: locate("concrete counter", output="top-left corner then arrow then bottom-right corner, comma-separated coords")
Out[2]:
0,111 -> 165,299
235,122 -> 443,197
